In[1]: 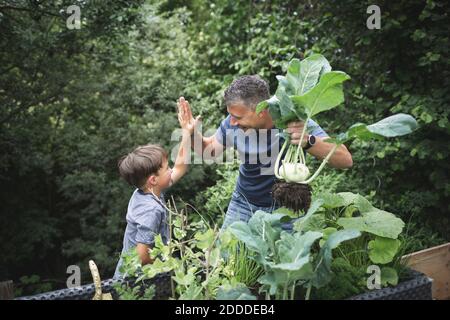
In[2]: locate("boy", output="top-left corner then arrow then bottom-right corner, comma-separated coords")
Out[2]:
114,97 -> 199,278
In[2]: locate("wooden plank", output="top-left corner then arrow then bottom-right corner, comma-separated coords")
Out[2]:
0,281 -> 14,300
402,242 -> 450,300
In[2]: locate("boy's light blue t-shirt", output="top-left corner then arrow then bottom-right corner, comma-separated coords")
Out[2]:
114,189 -> 169,278
215,115 -> 329,207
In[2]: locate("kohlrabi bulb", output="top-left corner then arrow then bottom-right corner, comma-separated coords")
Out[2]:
279,163 -> 310,183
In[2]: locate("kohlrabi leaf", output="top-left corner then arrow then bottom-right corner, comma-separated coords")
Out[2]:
366,113 -> 419,137
381,267 -> 399,287
258,271 -> 285,296
286,54 -> 331,96
293,199 -> 324,232
276,86 -> 297,118
327,113 -> 419,144
316,192 -> 347,208
216,284 -> 257,300
270,231 -> 322,283
277,231 -> 323,264
319,227 -> 338,247
291,71 -> 350,118
256,95 -> 279,114
336,192 -> 359,207
228,221 -> 266,253
337,209 -> 405,239
294,214 -> 326,233
368,236 -> 401,264
276,75 -> 296,95
311,229 -> 361,288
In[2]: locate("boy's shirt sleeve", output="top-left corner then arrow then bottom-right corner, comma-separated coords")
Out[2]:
135,206 -> 164,246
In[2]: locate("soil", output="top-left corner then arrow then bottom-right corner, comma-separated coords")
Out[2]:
272,180 -> 312,213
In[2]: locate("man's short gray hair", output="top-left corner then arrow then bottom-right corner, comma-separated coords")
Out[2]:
224,75 -> 270,109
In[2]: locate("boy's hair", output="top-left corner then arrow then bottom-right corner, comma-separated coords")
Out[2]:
118,144 -> 168,189
223,75 -> 270,109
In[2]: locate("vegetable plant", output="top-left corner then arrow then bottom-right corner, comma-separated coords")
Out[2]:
228,208 -> 362,300
256,54 -> 418,214
119,199 -> 257,300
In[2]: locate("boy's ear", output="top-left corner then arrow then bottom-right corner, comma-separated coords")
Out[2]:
147,175 -> 157,187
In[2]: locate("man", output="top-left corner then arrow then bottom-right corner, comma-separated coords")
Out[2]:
178,75 -> 352,230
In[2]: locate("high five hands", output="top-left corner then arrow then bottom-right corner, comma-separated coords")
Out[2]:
177,97 -> 201,135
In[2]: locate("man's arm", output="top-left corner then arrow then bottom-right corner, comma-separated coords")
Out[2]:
305,137 -> 353,169
287,121 -> 353,169
191,130 -> 224,160
178,96 -> 224,160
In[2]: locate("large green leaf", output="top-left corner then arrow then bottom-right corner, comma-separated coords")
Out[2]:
316,192 -> 347,208
336,192 -> 359,207
311,229 -> 361,288
258,272 -> 286,296
216,284 -> 257,300
286,54 -> 331,95
368,236 -> 401,264
366,113 -> 419,137
293,199 -> 324,232
276,86 -> 297,118
294,214 -> 326,233
337,210 -> 405,239
277,231 -> 323,264
326,113 -> 419,144
228,221 -> 266,254
256,95 -> 279,114
291,71 -> 350,117
381,267 -> 399,287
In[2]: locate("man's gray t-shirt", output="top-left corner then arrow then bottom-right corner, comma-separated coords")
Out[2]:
114,189 -> 170,278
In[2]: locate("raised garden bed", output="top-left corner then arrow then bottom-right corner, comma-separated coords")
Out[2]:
16,268 -> 432,300
401,242 -> 449,300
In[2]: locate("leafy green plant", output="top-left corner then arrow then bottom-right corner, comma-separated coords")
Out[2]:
193,162 -> 240,226
216,283 -> 257,300
257,54 -> 418,215
119,200 -> 234,300
113,282 -> 156,300
219,234 -> 264,290
14,275 -> 55,297
296,191 -> 407,292
228,209 -> 361,300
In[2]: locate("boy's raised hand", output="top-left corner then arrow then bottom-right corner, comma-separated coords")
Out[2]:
177,97 -> 201,135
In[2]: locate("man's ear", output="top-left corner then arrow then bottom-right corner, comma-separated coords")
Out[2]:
258,109 -> 269,118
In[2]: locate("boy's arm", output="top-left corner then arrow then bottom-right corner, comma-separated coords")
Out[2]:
136,243 -> 154,265
170,130 -> 191,185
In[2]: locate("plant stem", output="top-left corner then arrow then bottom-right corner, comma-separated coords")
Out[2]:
275,139 -> 288,179
283,282 -> 288,300
305,284 -> 312,300
168,201 -> 176,299
302,144 -> 339,184
291,281 -> 296,300
295,117 -> 309,165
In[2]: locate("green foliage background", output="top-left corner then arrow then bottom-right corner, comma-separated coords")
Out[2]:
0,0 -> 448,294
